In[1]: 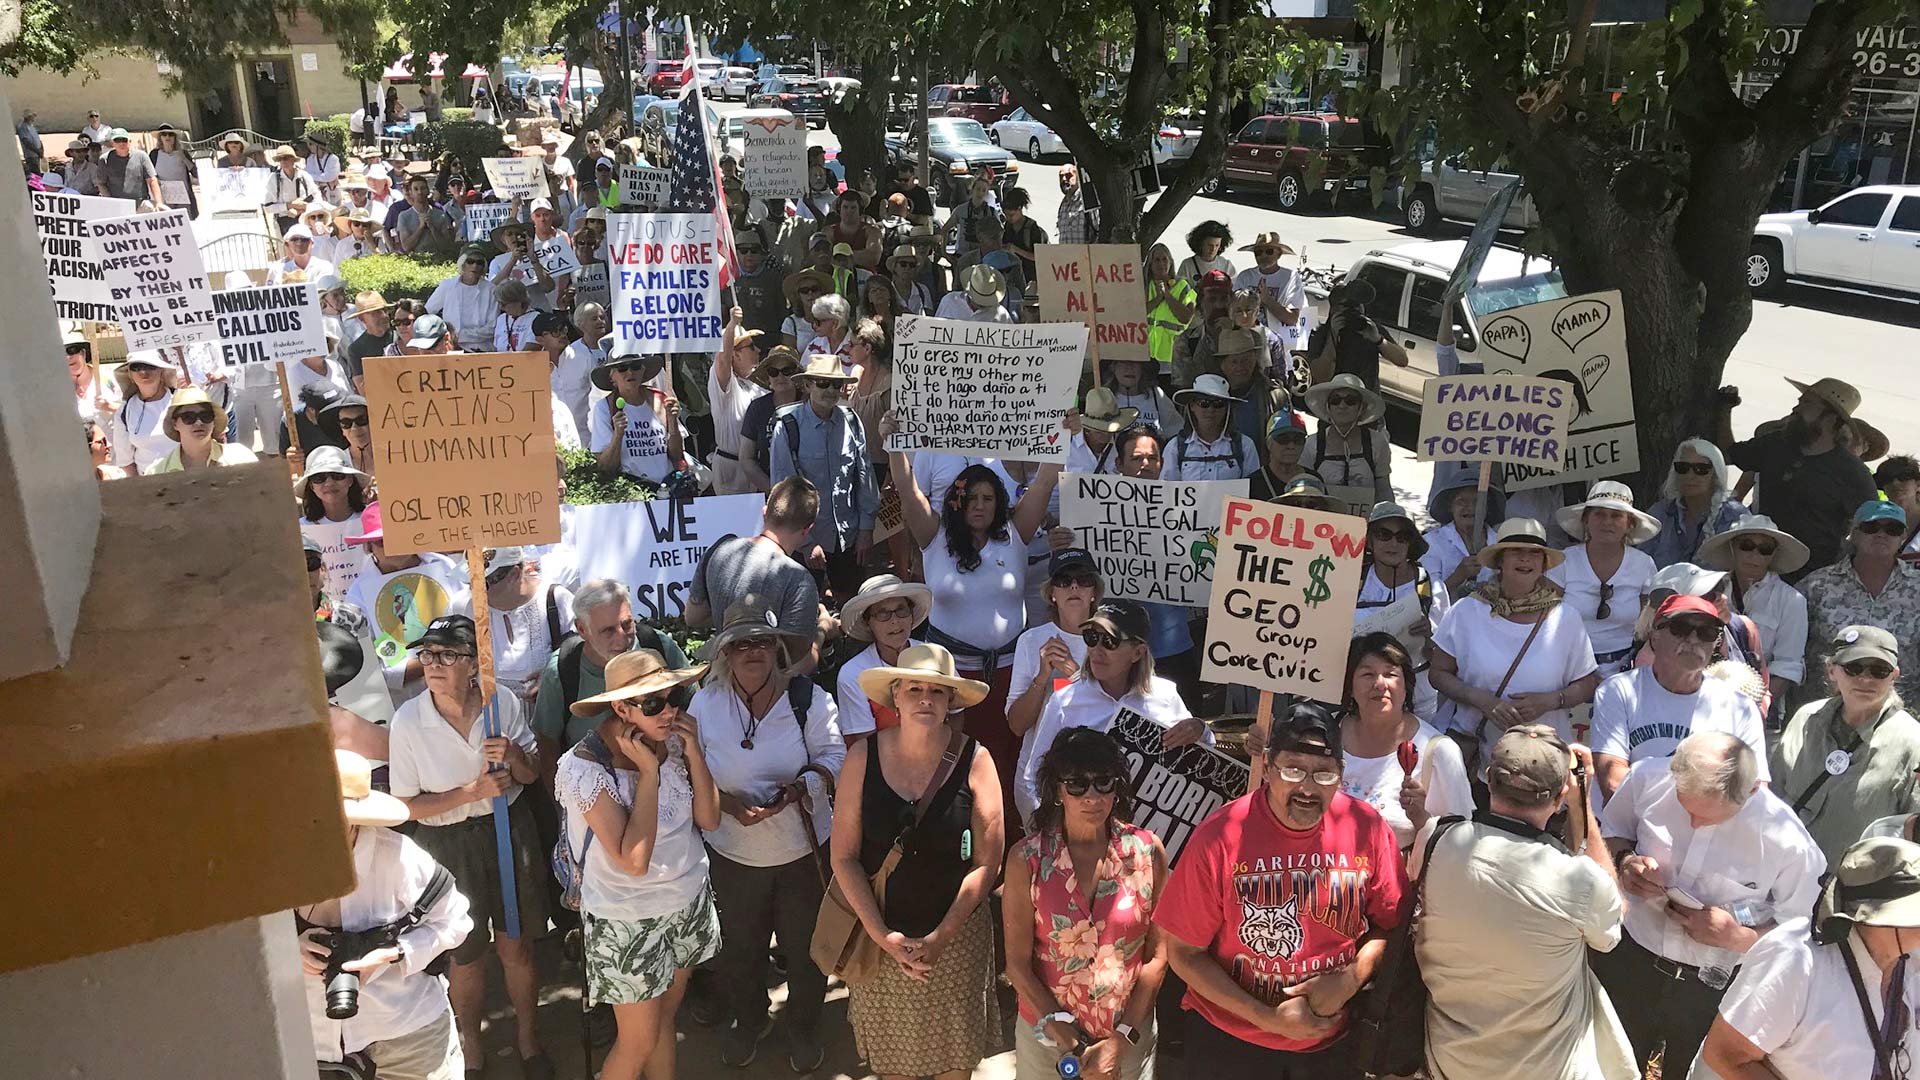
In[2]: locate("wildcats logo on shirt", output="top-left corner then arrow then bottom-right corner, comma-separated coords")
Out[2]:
1229,853 -> 1373,1001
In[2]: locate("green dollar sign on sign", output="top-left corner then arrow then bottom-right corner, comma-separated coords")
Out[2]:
1302,554 -> 1334,608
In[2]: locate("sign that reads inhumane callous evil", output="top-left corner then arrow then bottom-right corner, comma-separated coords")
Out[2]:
1202,498 -> 1366,704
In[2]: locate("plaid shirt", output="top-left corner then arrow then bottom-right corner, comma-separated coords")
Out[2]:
1057,186 -> 1090,244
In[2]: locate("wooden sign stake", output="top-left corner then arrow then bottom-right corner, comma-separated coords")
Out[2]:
1246,689 -> 1275,795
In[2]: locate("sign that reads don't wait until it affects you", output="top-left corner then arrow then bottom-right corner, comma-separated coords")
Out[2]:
364,352 -> 560,555
884,314 -> 1085,464
93,208 -> 215,350
1202,498 -> 1365,704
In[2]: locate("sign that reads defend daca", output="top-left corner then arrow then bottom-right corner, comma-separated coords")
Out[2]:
883,314 -> 1085,464
1202,498 -> 1366,704
1415,374 -> 1573,471
364,352 -> 561,555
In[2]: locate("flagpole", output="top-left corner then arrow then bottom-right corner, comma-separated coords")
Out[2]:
618,0 -> 636,139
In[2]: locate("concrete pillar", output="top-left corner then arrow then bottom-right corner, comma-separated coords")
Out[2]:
0,913 -> 318,1080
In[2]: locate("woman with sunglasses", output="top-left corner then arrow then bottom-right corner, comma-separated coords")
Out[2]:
1701,517 -> 1810,723
1016,599 -> 1205,826
1339,632 -> 1473,850
1301,373 -> 1392,511
426,244 -> 504,352
66,329 -> 119,426
686,600 -> 845,1071
379,299 -> 425,357
782,271 -> 832,350
1796,499 -> 1920,708
1547,481 -> 1662,680
837,575 -> 932,741
386,614 -> 553,1079
557,649 -> 718,1080
109,349 -> 178,473
143,387 -> 257,474
1357,502 -> 1451,722
297,445 -> 375,602
588,354 -> 686,488
319,392 -> 377,477
885,247 -> 934,315
1644,438 -> 1750,568
1005,728 -> 1167,1080
150,124 -> 196,217
1007,549 -> 1103,757
739,346 -> 806,493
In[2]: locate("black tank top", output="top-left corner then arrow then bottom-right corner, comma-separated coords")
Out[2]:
858,734 -> 978,937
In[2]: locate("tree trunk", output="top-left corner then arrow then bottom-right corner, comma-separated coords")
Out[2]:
824,52 -> 890,188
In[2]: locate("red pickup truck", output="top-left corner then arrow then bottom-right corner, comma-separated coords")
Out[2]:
928,84 -> 1015,125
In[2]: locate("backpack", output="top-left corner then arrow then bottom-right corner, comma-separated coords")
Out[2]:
1307,425 -> 1379,479
552,733 -> 617,912
1170,432 -> 1246,477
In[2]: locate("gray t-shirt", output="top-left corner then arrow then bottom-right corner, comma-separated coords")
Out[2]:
101,149 -> 157,201
689,534 -> 819,642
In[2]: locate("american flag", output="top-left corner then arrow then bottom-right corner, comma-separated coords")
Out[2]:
667,85 -> 737,287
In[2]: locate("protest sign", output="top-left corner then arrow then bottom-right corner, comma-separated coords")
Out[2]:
619,165 -> 671,208
481,157 -> 545,199
192,213 -> 275,275
1109,708 -> 1248,864
1445,178 -> 1523,299
1353,591 -> 1424,642
1415,374 -> 1572,471
573,261 -> 611,307
210,283 -> 325,366
461,201 -> 513,241
363,352 -> 561,555
195,161 -> 271,215
1202,498 -> 1366,704
606,212 -> 725,356
32,190 -> 119,322
884,314 -> 1085,463
872,487 -> 904,543
1061,474 -> 1248,607
1036,244 -> 1151,362
572,494 -> 767,622
1473,290 -> 1638,491
94,208 -> 216,350
743,113 -> 807,200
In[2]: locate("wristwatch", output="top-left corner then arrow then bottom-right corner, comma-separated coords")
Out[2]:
1114,1022 -> 1141,1046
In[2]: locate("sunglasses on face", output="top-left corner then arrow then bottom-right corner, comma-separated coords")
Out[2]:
1083,628 -> 1136,650
66,344 -> 89,356
1735,539 -> 1778,557
636,684 -> 695,715
729,637 -> 775,653
612,362 -> 651,375
1842,659 -> 1896,680
1274,765 -> 1341,785
1671,461 -> 1713,476
418,649 -> 475,667
1061,775 -> 1122,797
1327,393 -> 1362,408
1051,572 -> 1100,590
485,565 -> 519,587
767,367 -> 799,379
312,472 -> 349,486
1859,520 -> 1906,537
1370,527 -> 1415,545
335,414 -> 368,429
127,365 -> 165,375
306,554 -> 325,572
288,238 -> 311,246
1190,399 -> 1227,411
463,259 -> 485,267
175,408 -> 216,425
1661,618 -> 1720,643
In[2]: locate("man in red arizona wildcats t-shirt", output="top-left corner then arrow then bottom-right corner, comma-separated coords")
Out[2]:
1156,701 -> 1407,1078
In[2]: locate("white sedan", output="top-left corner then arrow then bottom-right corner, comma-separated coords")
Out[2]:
717,67 -> 757,101
990,107 -> 1067,160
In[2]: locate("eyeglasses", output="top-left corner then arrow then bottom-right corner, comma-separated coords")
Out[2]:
865,603 -> 915,623
1327,393 -> 1363,408
1274,765 -> 1341,785
1660,618 -> 1721,643
485,564 -> 520,587
1734,539 -> 1778,557
305,554 -> 325,572
612,362 -> 651,375
287,238 -> 311,246
1595,581 -> 1615,621
65,343 -> 89,356
1061,775 -> 1122,797
462,259 -> 485,267
174,408 -> 217,425
1842,659 -> 1896,680
311,472 -> 349,486
1084,628 -> 1135,650
1671,461 -> 1714,476
1369,527 -> 1415,545
767,367 -> 799,378
418,649 -> 475,667
1859,520 -> 1906,537
1190,399 -> 1227,411
335,415 -> 368,429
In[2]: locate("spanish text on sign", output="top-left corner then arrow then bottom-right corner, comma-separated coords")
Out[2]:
884,314 -> 1085,464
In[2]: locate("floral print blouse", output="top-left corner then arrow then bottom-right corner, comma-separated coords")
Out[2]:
1017,821 -> 1159,1038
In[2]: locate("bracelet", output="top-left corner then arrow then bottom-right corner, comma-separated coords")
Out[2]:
1558,689 -> 1567,710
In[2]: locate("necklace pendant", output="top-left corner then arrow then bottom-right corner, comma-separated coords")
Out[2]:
741,737 -> 754,750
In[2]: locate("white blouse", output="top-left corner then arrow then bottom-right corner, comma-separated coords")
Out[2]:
1016,673 -> 1199,825
555,741 -> 708,920
1546,543 -> 1655,661
1733,572 -> 1809,684
387,690 -> 536,827
1431,596 -> 1598,741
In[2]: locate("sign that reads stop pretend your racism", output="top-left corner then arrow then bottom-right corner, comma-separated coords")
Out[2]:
364,352 -> 561,555
1415,374 -> 1573,471
606,212 -> 724,356
883,314 -> 1085,463
1202,498 -> 1366,704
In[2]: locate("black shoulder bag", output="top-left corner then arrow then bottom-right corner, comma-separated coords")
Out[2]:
1352,815 -> 1467,1079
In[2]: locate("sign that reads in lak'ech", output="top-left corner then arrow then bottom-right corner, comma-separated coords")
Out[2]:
1202,498 -> 1366,704
1036,244 -> 1151,362
1415,374 -> 1573,471
884,314 -> 1085,464
606,212 -> 724,356
1108,708 -> 1248,865
364,352 -> 561,555
1472,289 -> 1637,492
32,190 -> 121,323
93,208 -> 216,350
1061,474 -> 1248,607
210,282 -> 325,367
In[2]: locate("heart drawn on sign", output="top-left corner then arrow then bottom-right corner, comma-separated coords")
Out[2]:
1047,432 -> 1060,444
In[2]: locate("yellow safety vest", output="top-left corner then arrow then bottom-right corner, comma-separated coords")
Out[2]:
1147,278 -> 1196,369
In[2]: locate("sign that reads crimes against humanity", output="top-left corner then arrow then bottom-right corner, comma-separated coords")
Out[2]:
1202,498 -> 1366,704
884,314 -> 1085,464
1061,474 -> 1247,607
364,352 -> 561,555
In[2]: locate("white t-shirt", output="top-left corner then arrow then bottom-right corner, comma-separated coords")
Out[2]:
555,741 -> 708,920
1431,596 -> 1598,741
1338,720 -> 1474,849
425,276 -> 500,352
269,255 -> 336,286
284,357 -> 350,397
1016,673 -> 1199,824
1356,565 -> 1452,722
553,340 -> 601,436
490,582 -> 576,699
923,528 -> 1029,671
1420,524 -> 1497,591
302,512 -> 373,601
933,292 -> 1015,322
1232,265 -> 1309,347
492,308 -> 539,352
588,394 -> 680,482
707,361 -> 766,456
387,690 -> 536,827
111,390 -> 175,471
1589,667 -> 1770,781
1009,623 -> 1089,789
835,639 -> 924,737
688,679 -> 844,866
1546,544 -> 1656,660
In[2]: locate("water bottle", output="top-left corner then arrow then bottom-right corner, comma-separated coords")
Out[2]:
1696,946 -> 1737,990
1057,1040 -> 1089,1079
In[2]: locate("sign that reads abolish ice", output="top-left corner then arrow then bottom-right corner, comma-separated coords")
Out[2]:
1036,244 -> 1151,362
363,352 -> 561,555
743,113 -> 807,199
1062,474 -> 1248,607
93,208 -> 216,350
481,156 -> 546,199
32,190 -> 119,322
1415,374 -> 1573,471
619,165 -> 671,208
884,314 -> 1085,464
572,494 -> 767,622
1474,290 -> 1638,492
210,283 -> 325,367
1202,498 -> 1366,704
606,212 -> 724,356
1109,708 -> 1247,865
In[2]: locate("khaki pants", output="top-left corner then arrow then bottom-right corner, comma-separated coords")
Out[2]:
365,1006 -> 462,1080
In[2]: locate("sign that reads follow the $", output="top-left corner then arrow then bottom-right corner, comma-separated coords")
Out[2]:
1202,498 -> 1366,704
1061,474 -> 1247,607
364,352 -> 561,555
884,314 -> 1085,464
1415,374 -> 1573,471
1473,289 -> 1637,492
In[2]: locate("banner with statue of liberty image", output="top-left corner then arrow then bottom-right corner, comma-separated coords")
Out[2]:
1060,475 -> 1248,607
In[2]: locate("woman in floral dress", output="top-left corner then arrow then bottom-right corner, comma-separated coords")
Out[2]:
1004,727 -> 1169,1080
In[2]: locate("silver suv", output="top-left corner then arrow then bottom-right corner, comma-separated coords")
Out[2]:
1401,157 -> 1539,235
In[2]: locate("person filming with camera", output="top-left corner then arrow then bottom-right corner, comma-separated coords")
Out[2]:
1307,278 -> 1408,393
300,750 -> 473,1080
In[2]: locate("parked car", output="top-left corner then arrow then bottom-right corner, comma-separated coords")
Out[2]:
751,77 -> 825,126
1206,112 -> 1389,211
1153,114 -> 1204,164
646,61 -> 686,95
928,84 -> 1016,125
758,62 -> 814,82
1400,156 -> 1540,235
890,117 -> 1018,206
638,100 -> 680,160
1750,185 -> 1920,298
717,67 -> 758,101
691,58 -> 727,93
990,107 -> 1066,159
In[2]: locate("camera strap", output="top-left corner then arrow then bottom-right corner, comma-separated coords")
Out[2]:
388,864 -> 456,938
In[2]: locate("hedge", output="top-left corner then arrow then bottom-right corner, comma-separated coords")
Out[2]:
335,253 -> 458,303
303,117 -> 351,156
560,446 -> 653,506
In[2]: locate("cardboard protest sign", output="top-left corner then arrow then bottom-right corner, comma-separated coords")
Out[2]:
210,282 -> 325,366
363,352 -> 561,555
1353,591 -> 1424,645
871,487 -> 904,543
571,494 -> 767,622
1445,178 -> 1523,299
32,190 -> 119,322
195,161 -> 271,215
1415,374 -> 1573,471
606,212 -> 725,356
573,261 -> 611,308
1061,474 -> 1248,607
743,113 -> 807,200
93,208 -> 216,350
1473,290 -> 1637,491
884,314 -> 1085,463
1202,498 -> 1366,704
1036,244 -> 1151,361
1109,708 -> 1248,864
461,201 -> 513,241
481,157 -> 545,199
619,165 -> 671,208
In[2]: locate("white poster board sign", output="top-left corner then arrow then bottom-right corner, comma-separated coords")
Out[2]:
1473,290 -> 1637,491
884,314 -> 1085,464
32,190 -> 120,322
571,494 -> 767,622
605,212 -> 724,356
196,161 -> 272,216
461,201 -> 513,241
1061,475 -> 1248,607
94,208 -> 216,350
620,165 -> 671,209
211,283 -> 325,365
743,113 -> 807,200
481,157 -> 545,199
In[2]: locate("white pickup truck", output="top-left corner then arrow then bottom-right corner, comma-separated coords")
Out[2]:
1750,185 -> 1920,299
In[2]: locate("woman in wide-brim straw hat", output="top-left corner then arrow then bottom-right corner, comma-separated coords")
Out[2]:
837,575 -> 933,738
1358,500 -> 1450,721
836,643 -> 1003,1076
1698,515 -> 1810,711
1301,371 -> 1392,510
1548,480 -> 1662,677
145,387 -> 258,474
1429,518 -> 1600,743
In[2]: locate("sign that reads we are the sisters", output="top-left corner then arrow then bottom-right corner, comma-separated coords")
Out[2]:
606,212 -> 724,356
364,352 -> 561,555
93,208 -> 215,350
211,283 -> 325,367
884,314 -> 1085,464
1202,498 -> 1366,704
1416,374 -> 1573,471
1473,290 -> 1637,492
572,494 -> 767,622
1062,474 -> 1247,607
1109,708 -> 1247,864
1036,244 -> 1151,361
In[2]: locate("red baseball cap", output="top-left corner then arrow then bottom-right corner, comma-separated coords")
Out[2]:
345,502 -> 384,544
1656,594 -> 1724,624
1198,269 -> 1233,292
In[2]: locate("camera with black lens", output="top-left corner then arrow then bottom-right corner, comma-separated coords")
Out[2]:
319,925 -> 400,1019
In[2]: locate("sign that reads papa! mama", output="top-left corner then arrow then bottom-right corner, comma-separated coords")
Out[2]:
1415,374 -> 1572,471
1201,498 -> 1365,704
606,212 -> 724,356
884,314 -> 1085,464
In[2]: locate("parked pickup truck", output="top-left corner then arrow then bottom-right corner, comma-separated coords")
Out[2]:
1400,157 -> 1539,235
1750,185 -> 1920,299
